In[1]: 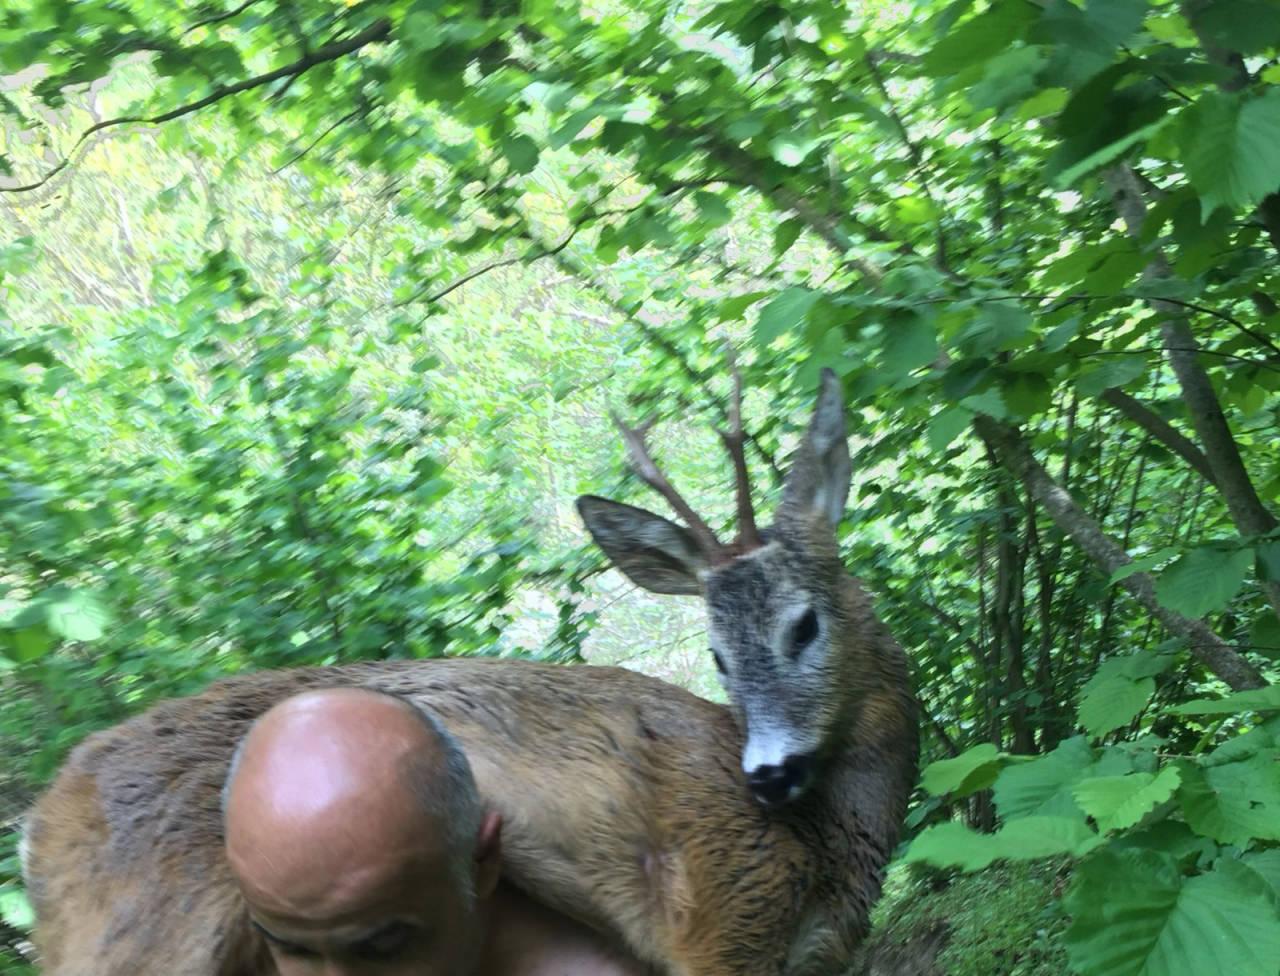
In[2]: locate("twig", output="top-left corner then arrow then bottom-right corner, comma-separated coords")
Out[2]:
1,20 -> 392,194
182,0 -> 266,36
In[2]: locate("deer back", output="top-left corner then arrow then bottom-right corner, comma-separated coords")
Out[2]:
26,659 -> 867,976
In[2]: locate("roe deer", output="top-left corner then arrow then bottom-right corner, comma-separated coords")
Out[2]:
23,367 -> 918,976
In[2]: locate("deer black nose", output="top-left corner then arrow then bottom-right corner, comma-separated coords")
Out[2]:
747,754 -> 814,807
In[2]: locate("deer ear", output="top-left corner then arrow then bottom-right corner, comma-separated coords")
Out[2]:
780,368 -> 851,529
576,496 -> 707,595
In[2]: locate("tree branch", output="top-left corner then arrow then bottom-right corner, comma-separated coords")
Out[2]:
973,415 -> 1266,691
1100,388 -> 1218,486
182,0 -> 267,36
1105,164 -> 1280,620
1,19 -> 392,194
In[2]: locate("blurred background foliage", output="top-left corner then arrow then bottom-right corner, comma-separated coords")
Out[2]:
1,0 -> 1279,973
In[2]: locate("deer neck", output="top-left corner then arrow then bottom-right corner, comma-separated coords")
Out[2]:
817,574 -> 919,860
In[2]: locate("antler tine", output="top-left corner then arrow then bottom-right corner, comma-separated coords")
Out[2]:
717,354 -> 762,552
611,411 -> 726,561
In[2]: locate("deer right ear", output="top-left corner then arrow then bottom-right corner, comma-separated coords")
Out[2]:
779,368 -> 852,529
576,496 -> 708,595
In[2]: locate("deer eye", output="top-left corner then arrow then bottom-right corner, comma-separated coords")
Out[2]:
712,649 -> 727,674
790,609 -> 819,655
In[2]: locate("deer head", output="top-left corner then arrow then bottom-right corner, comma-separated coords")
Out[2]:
577,368 -> 853,808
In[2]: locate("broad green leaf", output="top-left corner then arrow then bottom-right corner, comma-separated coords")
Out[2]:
925,0 -> 1037,77
927,406 -> 972,454
769,133 -> 819,167
1180,90 -> 1280,218
2,624 -> 54,662
1249,612 -> 1280,660
1177,754 -> 1280,846
773,218 -> 804,257
1077,672 -> 1155,739
906,815 -> 1101,871
995,735 -> 1131,820
500,134 -> 540,175
1073,767 -> 1180,833
1066,850 -> 1280,976
0,887 -> 33,930
1155,545 -> 1254,618
881,313 -> 938,378
1192,0 -> 1280,55
693,191 -> 732,228
1241,850 -> 1280,904
754,287 -> 819,347
1172,685 -> 1280,715
1075,354 -> 1146,396
903,820 -> 993,871
920,742 -> 1002,796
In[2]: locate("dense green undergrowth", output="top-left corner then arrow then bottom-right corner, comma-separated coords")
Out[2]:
863,861 -> 1070,976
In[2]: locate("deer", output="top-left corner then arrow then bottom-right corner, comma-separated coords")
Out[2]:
22,367 -> 918,976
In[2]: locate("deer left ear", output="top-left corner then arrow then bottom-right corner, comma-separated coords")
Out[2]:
576,496 -> 708,595
779,368 -> 851,529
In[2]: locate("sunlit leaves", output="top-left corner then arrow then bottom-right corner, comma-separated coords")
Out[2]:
920,742 -> 1005,796
906,816 -> 1102,871
1179,90 -> 1280,218
1073,767 -> 1180,833
754,287 -> 820,347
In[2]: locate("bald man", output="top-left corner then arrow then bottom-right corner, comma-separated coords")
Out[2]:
221,687 -> 648,976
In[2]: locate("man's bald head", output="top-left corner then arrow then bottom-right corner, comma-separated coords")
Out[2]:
223,688 -> 483,910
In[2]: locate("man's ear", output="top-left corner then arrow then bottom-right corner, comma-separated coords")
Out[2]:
576,496 -> 708,595
474,810 -> 502,899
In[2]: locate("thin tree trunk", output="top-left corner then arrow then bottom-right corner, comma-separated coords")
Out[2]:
1104,165 -> 1280,621
973,415 -> 1266,691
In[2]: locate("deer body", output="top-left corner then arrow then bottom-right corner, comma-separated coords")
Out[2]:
24,368 -> 919,975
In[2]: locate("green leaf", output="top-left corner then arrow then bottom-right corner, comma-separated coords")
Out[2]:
1066,850 -> 1280,976
1073,767 -> 1181,833
2,624 -> 54,662
904,820 -> 994,871
1192,0 -> 1280,55
881,313 -> 938,378
773,218 -> 804,257
693,191 -> 732,228
1155,545 -> 1254,618
921,743 -> 1003,796
754,287 -> 820,347
906,815 -> 1102,871
1172,685 -> 1280,715
995,735 -> 1131,820
1248,612 -> 1280,660
1078,672 -> 1155,738
45,590 -> 111,642
0,887 -> 33,931
1177,754 -> 1280,846
1241,849 -> 1280,904
769,132 -> 819,167
924,0 -> 1037,77
500,134 -> 540,174
1180,90 -> 1280,218
1075,354 -> 1147,396
927,406 -> 972,454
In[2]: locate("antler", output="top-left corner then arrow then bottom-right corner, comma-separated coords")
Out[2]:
611,412 -> 728,563
613,356 -> 766,565
718,355 -> 762,554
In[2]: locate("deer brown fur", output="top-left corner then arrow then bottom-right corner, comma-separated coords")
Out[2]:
24,368 -> 918,976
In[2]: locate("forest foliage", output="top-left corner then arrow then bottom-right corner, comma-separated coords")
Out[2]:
2,0 -> 1280,973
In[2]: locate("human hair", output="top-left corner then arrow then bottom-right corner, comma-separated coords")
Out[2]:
221,688 -> 483,900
